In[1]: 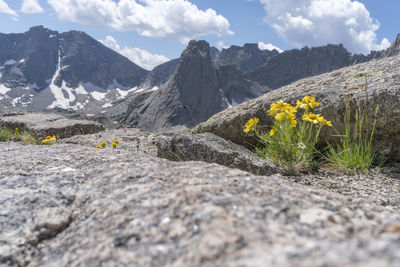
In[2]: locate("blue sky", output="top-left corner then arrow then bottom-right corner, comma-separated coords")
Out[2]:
0,0 -> 399,70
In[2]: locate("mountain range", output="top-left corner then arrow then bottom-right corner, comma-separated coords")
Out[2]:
1,26 -> 399,130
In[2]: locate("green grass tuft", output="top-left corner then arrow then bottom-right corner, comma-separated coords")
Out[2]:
0,128 -> 39,145
326,74 -> 381,173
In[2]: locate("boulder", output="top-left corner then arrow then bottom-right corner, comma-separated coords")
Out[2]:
61,128 -> 279,176
0,113 -> 104,140
1,142 -> 399,266
197,54 -> 400,160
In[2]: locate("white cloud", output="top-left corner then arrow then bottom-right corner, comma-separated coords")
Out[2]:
258,41 -> 283,53
21,0 -> 44,14
0,0 -> 17,16
48,0 -> 233,43
259,0 -> 390,54
99,36 -> 169,70
216,40 -> 228,50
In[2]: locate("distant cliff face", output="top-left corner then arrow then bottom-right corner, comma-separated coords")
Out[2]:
247,44 -> 357,89
121,40 -> 270,131
213,43 -> 279,72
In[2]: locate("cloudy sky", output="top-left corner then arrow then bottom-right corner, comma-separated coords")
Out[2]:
0,0 -> 399,70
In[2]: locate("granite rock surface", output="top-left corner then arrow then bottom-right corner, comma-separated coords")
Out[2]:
0,113 -> 104,140
1,141 -> 399,266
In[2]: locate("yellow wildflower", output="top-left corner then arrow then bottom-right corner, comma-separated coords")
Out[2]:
112,140 -> 119,145
96,145 -> 101,149
243,117 -> 259,133
46,136 -> 52,140
112,143 -> 117,149
100,142 -> 107,148
297,96 -> 319,109
269,128 -> 276,136
15,128 -> 19,132
268,100 -> 293,116
290,118 -> 297,128
318,117 -> 332,127
275,112 -> 285,121
302,112 -> 323,124
42,139 -> 48,144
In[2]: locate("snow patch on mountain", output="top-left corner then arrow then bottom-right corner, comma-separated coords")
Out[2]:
90,91 -> 107,101
0,84 -> 11,95
4,59 -> 16,65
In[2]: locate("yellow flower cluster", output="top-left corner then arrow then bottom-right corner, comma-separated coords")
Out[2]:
268,100 -> 298,131
112,140 -> 119,149
42,135 -> 56,144
243,117 -> 259,133
244,96 -> 331,135
96,140 -> 119,149
296,96 -> 319,110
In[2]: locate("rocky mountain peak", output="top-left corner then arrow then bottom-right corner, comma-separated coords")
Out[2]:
384,33 -> 400,57
213,42 -> 279,72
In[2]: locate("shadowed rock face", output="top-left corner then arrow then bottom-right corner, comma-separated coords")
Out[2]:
246,44 -> 355,89
121,40 -> 270,131
128,40 -> 226,130
139,58 -> 179,89
197,53 -> 400,160
0,26 -> 59,90
213,43 -> 279,72
57,30 -> 148,89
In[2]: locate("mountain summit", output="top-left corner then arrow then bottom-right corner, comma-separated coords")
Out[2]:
0,26 -> 148,112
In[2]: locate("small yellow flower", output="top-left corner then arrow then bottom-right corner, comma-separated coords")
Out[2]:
269,128 -> 276,136
297,96 -> 319,109
275,112 -> 285,121
112,143 -> 117,149
243,117 -> 259,133
268,100 -> 295,116
42,139 -> 48,144
96,145 -> 101,149
46,136 -> 52,140
302,112 -> 322,124
318,117 -> 332,127
112,140 -> 119,145
15,128 -> 19,132
290,118 -> 297,128
100,142 -> 107,148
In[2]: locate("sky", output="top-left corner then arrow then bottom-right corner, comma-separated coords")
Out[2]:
0,0 -> 399,70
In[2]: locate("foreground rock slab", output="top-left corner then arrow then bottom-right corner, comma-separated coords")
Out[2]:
0,113 -> 104,140
1,142 -> 400,266
61,128 -> 279,176
197,55 -> 400,159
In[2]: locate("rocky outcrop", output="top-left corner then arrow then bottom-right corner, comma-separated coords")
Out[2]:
197,54 -> 400,160
61,128 -> 279,176
380,33 -> 400,58
0,113 -> 104,140
213,43 -> 279,72
122,40 -> 226,130
1,141 -> 400,266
